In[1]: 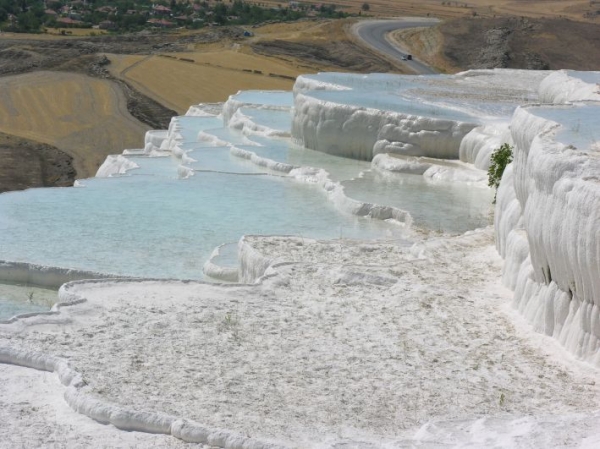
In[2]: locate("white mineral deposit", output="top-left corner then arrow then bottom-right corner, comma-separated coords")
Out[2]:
1,69 -> 600,448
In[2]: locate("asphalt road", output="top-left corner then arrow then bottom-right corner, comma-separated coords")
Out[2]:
353,19 -> 439,74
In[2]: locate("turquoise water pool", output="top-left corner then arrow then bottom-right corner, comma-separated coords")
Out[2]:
0,80 -> 500,319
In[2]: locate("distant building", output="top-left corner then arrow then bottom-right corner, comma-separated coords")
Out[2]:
56,17 -> 84,26
99,20 -> 117,30
147,18 -> 175,27
152,5 -> 172,15
96,6 -> 117,14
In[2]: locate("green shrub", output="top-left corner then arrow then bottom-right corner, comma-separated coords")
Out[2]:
488,143 -> 513,203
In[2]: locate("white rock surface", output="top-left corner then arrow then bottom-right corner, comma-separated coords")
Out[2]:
538,70 -> 600,103
4,68 -> 600,448
3,230 -> 600,448
228,109 -> 290,138
496,100 -> 600,364
292,91 -> 476,161
95,155 -> 139,177
222,91 -> 290,125
459,123 -> 512,170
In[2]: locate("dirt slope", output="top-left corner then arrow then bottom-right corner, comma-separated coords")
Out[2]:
393,16 -> 600,72
440,16 -> 600,71
0,133 -> 76,193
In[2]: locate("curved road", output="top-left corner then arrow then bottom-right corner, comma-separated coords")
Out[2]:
353,19 -> 439,75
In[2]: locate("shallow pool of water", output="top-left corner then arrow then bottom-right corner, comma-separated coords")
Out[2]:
0,283 -> 56,321
231,90 -> 293,107
0,86 -> 496,286
343,171 -> 493,234
0,168 -> 397,280
528,104 -> 600,152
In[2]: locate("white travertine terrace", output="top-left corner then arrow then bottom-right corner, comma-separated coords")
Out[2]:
290,69 -> 600,364
96,155 -> 139,178
291,70 -> 544,165
2,68 -> 600,448
495,70 -> 600,364
538,70 -> 600,103
291,91 -> 476,160
459,123 -> 512,170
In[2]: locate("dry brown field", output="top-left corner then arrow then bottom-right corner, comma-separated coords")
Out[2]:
106,20 -> 369,114
0,71 -> 148,178
108,51 -> 302,114
0,28 -> 107,40
44,27 -> 109,37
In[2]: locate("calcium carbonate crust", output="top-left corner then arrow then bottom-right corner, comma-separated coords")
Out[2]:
203,244 -> 239,283
227,109 -> 291,138
496,101 -> 600,365
96,155 -> 140,178
292,91 -> 477,161
0,344 -> 286,449
538,70 -> 600,104
0,279 -> 289,449
222,90 -> 291,125
372,153 -> 488,185
0,260 -> 110,291
459,123 -> 512,171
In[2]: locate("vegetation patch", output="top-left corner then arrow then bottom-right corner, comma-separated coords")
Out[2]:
488,143 -> 513,203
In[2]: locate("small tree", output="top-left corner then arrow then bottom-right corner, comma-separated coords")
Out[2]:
488,143 -> 513,203
361,2 -> 370,11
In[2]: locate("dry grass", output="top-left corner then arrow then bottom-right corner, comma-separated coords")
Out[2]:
0,71 -> 148,178
109,52 -> 301,113
173,50 -> 300,76
0,29 -> 107,41
44,27 -> 109,36
254,18 -> 354,44
252,19 -> 344,41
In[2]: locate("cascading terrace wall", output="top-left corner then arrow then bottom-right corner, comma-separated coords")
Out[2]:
495,73 -> 600,364
291,75 -> 478,161
291,70 -> 600,364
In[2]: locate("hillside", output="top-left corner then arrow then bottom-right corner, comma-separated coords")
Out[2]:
392,16 -> 600,73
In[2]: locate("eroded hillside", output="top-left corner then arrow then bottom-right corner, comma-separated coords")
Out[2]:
392,16 -> 600,73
